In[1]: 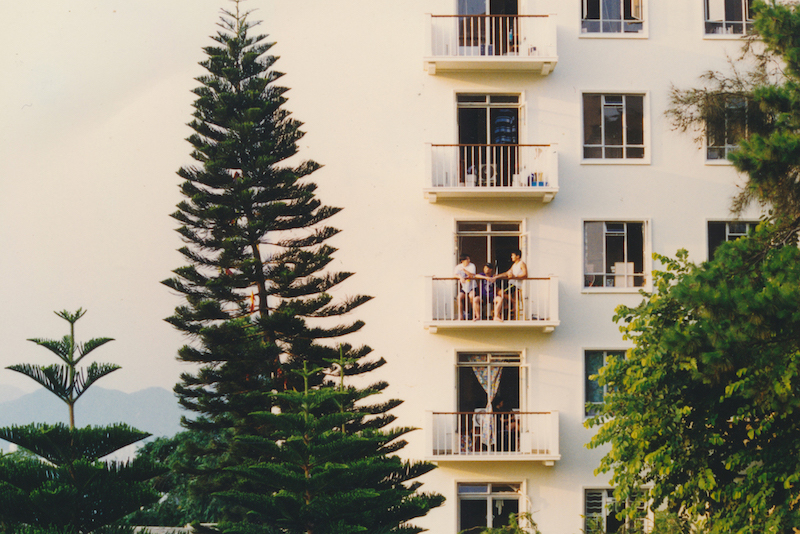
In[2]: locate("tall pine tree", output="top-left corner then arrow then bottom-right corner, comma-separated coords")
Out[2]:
162,2 -> 442,530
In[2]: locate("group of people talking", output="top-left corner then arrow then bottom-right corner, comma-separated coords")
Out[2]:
454,250 -> 528,321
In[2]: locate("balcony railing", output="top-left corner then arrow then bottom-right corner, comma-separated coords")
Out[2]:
426,411 -> 560,464
425,277 -> 559,333
424,14 -> 557,74
425,144 -> 558,202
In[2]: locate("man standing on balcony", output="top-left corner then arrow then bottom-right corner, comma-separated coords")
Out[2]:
472,263 -> 496,321
455,254 -> 477,320
492,249 -> 527,322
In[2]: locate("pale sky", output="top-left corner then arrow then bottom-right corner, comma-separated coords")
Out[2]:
0,0 -> 306,393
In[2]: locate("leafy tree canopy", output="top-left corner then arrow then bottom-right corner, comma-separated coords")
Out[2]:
587,221 -> 800,534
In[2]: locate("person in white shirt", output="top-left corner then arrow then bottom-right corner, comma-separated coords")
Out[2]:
454,254 -> 477,320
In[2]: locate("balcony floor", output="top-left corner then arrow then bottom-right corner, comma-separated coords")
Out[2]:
424,55 -> 557,75
425,319 -> 559,333
424,185 -> 557,203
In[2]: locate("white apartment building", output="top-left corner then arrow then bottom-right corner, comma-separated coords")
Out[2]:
264,1 -> 759,532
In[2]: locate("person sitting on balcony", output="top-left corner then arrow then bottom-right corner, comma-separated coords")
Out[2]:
472,263 -> 497,321
455,254 -> 477,320
492,249 -> 527,322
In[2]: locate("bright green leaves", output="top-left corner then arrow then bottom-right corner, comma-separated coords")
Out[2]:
587,221 -> 800,534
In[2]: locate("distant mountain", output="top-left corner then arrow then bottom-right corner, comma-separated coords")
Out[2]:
0,386 -> 183,438
0,385 -> 28,404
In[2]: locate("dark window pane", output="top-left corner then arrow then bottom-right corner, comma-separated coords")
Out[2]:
458,94 -> 488,103
604,104 -> 623,146
708,221 -> 726,258
490,222 -> 521,232
584,94 -> 603,145
584,146 -> 602,159
626,147 -> 644,159
606,234 -> 625,272
490,95 -> 520,103
461,499 -> 487,530
492,498 -> 519,527
458,222 -> 489,232
584,0 -> 601,20
605,147 -> 623,159
625,96 -> 644,145
628,222 -> 644,273
460,108 -> 488,145
585,351 -> 605,411
725,0 -> 743,22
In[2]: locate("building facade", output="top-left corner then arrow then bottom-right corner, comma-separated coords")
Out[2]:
264,1 -> 758,532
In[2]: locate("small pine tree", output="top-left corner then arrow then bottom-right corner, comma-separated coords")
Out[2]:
216,362 -> 443,534
162,1 -> 442,530
0,309 -> 164,534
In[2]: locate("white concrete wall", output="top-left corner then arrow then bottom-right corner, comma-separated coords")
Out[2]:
260,1 -> 759,532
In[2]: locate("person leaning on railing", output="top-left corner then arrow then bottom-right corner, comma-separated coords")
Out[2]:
491,249 -> 527,322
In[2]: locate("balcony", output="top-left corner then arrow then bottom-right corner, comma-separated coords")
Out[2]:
426,411 -> 560,464
424,144 -> 558,203
425,277 -> 559,333
424,14 -> 557,75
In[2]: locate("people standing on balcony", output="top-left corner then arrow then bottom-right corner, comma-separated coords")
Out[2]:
492,249 -> 527,322
455,254 -> 477,320
472,263 -> 497,321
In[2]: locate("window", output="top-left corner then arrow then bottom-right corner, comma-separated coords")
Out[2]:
705,0 -> 753,35
583,94 -> 645,160
459,482 -> 521,531
582,0 -> 643,34
458,94 -> 520,186
458,353 -> 523,452
584,222 -> 646,289
707,95 -> 748,161
585,489 -> 646,534
585,350 -> 624,416
708,220 -> 757,259
457,221 -> 523,275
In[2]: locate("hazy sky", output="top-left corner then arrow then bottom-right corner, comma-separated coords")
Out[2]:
0,0 -> 278,393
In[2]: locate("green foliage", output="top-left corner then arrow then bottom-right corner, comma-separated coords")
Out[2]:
668,0 -> 800,224
213,364 -> 443,534
0,311 -> 165,533
11,309 -> 117,429
162,2 -> 442,530
120,432 -> 224,526
586,222 -> 800,534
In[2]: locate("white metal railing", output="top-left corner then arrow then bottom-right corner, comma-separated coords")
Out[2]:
429,144 -> 557,189
428,411 -> 559,458
427,14 -> 556,58
429,277 -> 557,323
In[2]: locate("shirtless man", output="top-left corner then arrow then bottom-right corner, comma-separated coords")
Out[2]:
492,249 -> 527,322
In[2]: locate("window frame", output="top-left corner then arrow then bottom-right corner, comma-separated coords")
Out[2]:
582,219 -> 651,293
580,0 -> 648,38
581,92 -> 650,164
584,488 -> 649,533
707,220 -> 758,260
456,351 -> 526,413
457,481 -> 526,531
705,94 -> 748,164
584,349 -> 626,418
703,0 -> 753,38
454,219 -> 527,275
